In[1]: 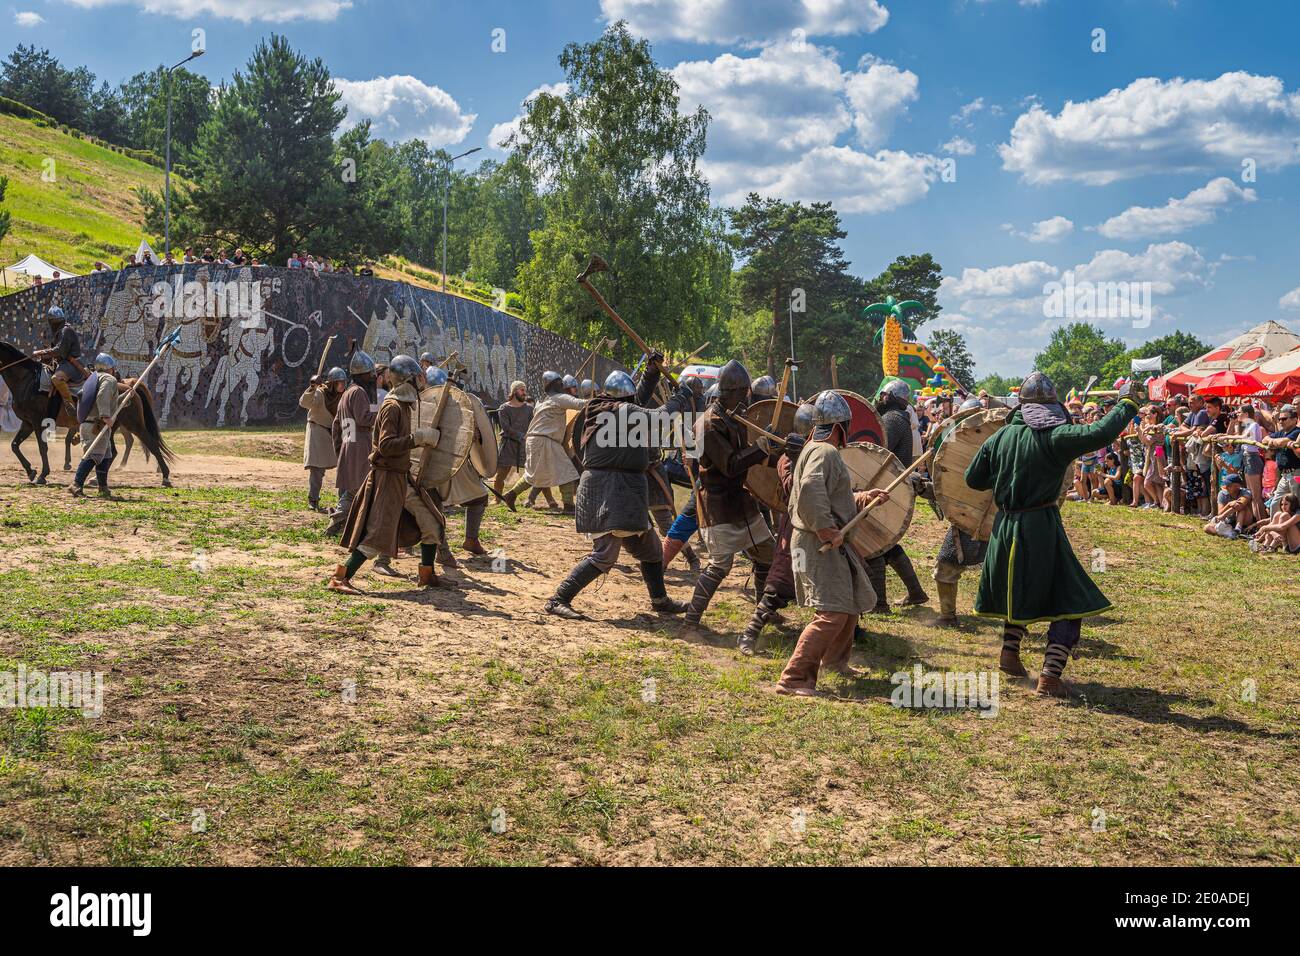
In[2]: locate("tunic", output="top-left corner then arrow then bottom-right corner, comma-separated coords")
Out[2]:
574,395 -> 652,536
764,453 -> 799,599
332,383 -> 376,493
789,441 -> 875,615
966,399 -> 1139,624
495,401 -> 532,468
49,324 -> 84,384
341,394 -> 442,557
76,371 -> 119,462
299,386 -> 338,470
524,392 -> 586,487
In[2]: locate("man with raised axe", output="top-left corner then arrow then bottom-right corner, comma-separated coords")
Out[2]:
328,355 -> 454,594
775,391 -> 889,695
866,378 -> 930,612
67,353 -> 123,499
325,349 -> 379,538
681,359 -> 779,631
300,366 -> 346,513
965,371 -> 1142,697
543,368 -> 691,620
501,370 -> 586,514
493,380 -> 532,498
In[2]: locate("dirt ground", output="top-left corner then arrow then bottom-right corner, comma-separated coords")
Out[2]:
0,429 -> 1296,866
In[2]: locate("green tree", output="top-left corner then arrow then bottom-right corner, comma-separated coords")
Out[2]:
118,66 -> 213,163
1099,330 -> 1211,385
974,372 -> 1020,396
926,328 -> 976,388
152,35 -> 351,262
0,45 -> 94,129
1033,322 -> 1126,395
728,195 -> 853,377
512,22 -> 728,360
862,254 -> 944,331
0,176 -> 11,249
468,154 -> 543,291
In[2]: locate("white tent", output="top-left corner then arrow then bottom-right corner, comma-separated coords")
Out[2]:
135,238 -> 161,265
4,253 -> 79,280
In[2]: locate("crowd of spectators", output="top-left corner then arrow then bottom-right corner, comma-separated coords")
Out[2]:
88,248 -> 377,276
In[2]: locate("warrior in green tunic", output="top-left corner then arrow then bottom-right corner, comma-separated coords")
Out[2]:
965,371 -> 1143,696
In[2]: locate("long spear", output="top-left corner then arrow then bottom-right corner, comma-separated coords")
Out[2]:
81,327 -> 181,461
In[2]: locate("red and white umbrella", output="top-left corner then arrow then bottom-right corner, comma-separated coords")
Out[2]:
1194,369 -> 1266,397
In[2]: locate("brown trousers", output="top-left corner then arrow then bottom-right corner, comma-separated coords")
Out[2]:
777,611 -> 855,692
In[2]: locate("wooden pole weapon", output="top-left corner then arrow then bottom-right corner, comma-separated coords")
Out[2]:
820,448 -> 934,552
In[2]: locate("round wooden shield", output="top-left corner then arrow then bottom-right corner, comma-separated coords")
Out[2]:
742,398 -> 799,513
412,383 -> 477,488
563,407 -> 583,459
932,407 -> 1011,540
836,390 -> 885,446
467,391 -> 498,477
840,442 -> 916,559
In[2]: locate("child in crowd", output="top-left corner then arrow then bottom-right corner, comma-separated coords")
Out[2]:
1251,494 -> 1300,554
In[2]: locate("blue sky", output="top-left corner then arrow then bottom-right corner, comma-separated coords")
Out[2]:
10,0 -> 1300,378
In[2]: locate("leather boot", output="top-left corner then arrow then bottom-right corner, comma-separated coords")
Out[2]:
501,489 -> 519,512
327,564 -> 363,594
437,544 -> 458,568
738,616 -> 764,655
999,646 -> 1028,678
684,545 -> 701,574
1036,673 -> 1074,698
545,558 -> 603,618
683,565 -> 724,627
887,548 -> 929,605
936,580 -> 959,625
640,561 -> 687,614
752,562 -> 770,604
866,557 -> 890,613
462,538 -> 488,556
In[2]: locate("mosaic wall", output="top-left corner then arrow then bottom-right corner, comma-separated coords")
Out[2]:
0,265 -> 620,427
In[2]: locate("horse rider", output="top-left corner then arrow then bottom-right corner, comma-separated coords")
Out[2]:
31,306 -> 86,417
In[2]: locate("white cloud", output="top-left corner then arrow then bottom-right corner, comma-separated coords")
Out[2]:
14,10 -> 45,26
1094,177 -> 1256,240
335,75 -> 475,148
60,0 -> 350,21
1279,287 -> 1300,311
941,260 -> 1059,301
599,0 -> 889,44
671,42 -> 933,212
950,97 -> 985,127
942,136 -> 976,156
1000,72 -> 1300,185
1003,215 -> 1074,243
488,83 -> 569,150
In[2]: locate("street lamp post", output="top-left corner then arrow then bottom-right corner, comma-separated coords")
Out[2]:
441,147 -> 481,292
164,47 -> 205,259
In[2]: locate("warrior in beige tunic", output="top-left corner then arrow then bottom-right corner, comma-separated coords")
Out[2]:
777,391 -> 887,696
300,366 -> 345,512
502,370 -> 586,513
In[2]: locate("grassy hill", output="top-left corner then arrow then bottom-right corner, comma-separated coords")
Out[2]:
0,112 -> 165,278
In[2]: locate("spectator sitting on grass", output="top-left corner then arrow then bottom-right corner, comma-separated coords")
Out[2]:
1097,452 -> 1124,504
1204,473 -> 1253,539
1251,494 -> 1300,554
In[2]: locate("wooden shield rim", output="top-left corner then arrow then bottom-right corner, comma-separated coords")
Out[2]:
413,383 -> 476,487
931,407 -> 1010,541
742,398 -> 799,513
835,389 -> 886,446
840,442 -> 915,559
466,391 -> 497,477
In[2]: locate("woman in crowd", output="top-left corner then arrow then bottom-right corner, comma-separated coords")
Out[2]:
1251,493 -> 1300,554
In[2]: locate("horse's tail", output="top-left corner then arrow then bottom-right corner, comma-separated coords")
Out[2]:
132,384 -> 176,466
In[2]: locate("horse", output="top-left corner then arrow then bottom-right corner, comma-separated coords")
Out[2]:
0,341 -> 174,486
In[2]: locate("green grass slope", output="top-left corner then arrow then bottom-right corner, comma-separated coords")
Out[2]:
0,112 -> 166,278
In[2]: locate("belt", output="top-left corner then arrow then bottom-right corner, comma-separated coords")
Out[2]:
1001,500 -> 1060,515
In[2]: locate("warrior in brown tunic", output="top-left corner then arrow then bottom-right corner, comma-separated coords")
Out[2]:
324,351 -> 379,537
327,355 -> 454,594
300,366 -> 345,512
493,381 -> 532,496
683,360 -> 778,629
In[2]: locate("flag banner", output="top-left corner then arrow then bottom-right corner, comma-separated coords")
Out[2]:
1131,355 -> 1163,373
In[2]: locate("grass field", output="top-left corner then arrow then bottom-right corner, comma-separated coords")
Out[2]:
0,428 -> 1296,865
0,113 -> 173,278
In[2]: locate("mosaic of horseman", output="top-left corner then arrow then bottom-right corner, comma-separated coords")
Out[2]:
362,300 -> 400,366
96,270 -> 156,380
206,274 -> 275,427
157,266 -> 221,426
